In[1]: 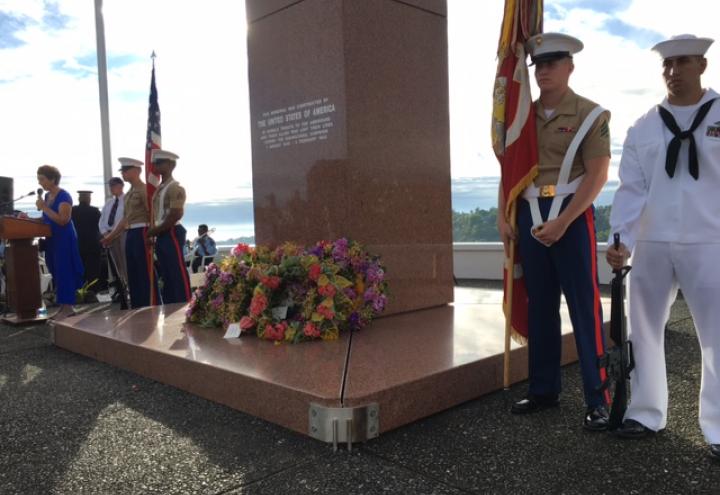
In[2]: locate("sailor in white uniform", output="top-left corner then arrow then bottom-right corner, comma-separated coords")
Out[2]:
607,34 -> 720,459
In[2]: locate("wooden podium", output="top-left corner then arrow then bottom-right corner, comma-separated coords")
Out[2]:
0,216 -> 51,324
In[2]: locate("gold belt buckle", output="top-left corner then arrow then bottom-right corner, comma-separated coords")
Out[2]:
539,185 -> 556,198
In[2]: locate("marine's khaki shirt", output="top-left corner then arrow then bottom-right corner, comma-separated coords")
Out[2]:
534,89 -> 611,187
153,180 -> 186,224
123,183 -> 150,225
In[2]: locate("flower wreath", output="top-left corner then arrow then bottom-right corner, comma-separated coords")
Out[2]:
185,238 -> 388,342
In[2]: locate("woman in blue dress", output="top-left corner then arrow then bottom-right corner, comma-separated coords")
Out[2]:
36,165 -> 84,319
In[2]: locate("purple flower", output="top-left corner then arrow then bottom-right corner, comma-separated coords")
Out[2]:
348,312 -> 360,329
219,271 -> 234,285
364,287 -> 376,302
305,243 -> 323,257
371,294 -> 386,313
343,287 -> 357,300
332,238 -> 349,261
211,294 -> 224,309
365,264 -> 384,284
237,262 -> 250,277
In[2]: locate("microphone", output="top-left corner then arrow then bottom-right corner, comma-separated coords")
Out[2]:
37,188 -> 43,197
0,190 -> 39,208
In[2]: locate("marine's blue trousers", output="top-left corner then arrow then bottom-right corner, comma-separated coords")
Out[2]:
155,224 -> 191,305
517,196 -> 609,408
125,226 -> 156,308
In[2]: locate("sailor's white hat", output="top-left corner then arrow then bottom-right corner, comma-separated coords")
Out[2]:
117,157 -> 143,169
150,149 -> 179,163
651,34 -> 714,59
526,32 -> 584,65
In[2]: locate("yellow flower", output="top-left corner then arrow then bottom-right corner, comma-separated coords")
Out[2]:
322,326 -> 339,341
335,275 -> 352,288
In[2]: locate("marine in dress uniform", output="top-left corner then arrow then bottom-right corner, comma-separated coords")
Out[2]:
71,191 -> 102,287
606,35 -> 720,459
146,149 -> 191,305
499,33 -> 612,430
101,158 -> 155,308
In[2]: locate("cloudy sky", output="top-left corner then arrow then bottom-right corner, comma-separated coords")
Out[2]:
1,0 -> 718,212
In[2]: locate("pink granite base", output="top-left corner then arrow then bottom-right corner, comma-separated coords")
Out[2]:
52,304 -> 347,435
342,297 -> 584,433
51,290 -> 608,439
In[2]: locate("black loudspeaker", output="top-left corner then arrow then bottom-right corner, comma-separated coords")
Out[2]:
0,176 -> 13,215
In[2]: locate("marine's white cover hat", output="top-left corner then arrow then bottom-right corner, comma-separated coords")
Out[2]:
526,32 -> 584,64
651,34 -> 714,59
117,157 -> 143,169
151,149 -> 179,163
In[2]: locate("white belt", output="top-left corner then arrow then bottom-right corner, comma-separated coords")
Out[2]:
523,176 -> 582,199
128,222 -> 149,229
524,176 -> 582,238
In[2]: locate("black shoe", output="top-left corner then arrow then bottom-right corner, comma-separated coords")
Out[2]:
583,405 -> 609,432
614,419 -> 654,439
511,395 -> 559,415
711,444 -> 720,460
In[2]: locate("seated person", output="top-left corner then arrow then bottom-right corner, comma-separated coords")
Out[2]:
191,224 -> 217,273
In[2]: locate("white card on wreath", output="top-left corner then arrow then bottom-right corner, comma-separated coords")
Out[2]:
223,323 -> 241,339
271,305 -> 288,320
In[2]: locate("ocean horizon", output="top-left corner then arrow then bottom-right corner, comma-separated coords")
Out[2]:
9,176 -> 619,244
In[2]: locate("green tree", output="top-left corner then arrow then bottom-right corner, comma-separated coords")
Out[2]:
452,205 -> 612,243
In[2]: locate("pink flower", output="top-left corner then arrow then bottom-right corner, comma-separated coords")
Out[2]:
232,243 -> 251,256
264,322 -> 286,340
318,283 -> 336,298
308,264 -> 322,281
249,292 -> 268,316
239,316 -> 256,330
316,303 -> 335,320
261,275 -> 281,290
303,322 -> 321,338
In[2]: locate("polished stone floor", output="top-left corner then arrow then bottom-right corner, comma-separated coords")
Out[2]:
1,286 -> 718,494
49,286 -> 602,437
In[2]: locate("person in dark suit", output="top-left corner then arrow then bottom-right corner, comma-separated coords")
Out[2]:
71,190 -> 102,289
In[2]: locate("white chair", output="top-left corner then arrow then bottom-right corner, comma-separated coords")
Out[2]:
38,256 -> 53,295
187,256 -> 215,289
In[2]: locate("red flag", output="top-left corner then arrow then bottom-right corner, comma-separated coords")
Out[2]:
145,57 -> 161,214
492,0 -> 542,342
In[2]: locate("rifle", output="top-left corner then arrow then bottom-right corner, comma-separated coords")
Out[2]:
597,233 -> 634,430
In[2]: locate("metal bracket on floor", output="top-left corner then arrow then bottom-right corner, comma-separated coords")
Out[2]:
308,402 -> 379,451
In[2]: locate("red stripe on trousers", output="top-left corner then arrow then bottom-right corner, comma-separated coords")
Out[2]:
170,227 -> 191,301
142,227 -> 157,306
584,208 -> 611,405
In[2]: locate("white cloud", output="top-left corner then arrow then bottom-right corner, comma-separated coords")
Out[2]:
2,0 -> 719,210
1,0 -> 251,205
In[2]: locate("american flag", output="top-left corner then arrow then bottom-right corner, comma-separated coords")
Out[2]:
145,55 -> 161,214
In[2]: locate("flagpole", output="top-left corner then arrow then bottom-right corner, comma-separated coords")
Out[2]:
146,53 -> 160,306
503,201 -> 516,389
93,0 -> 112,201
